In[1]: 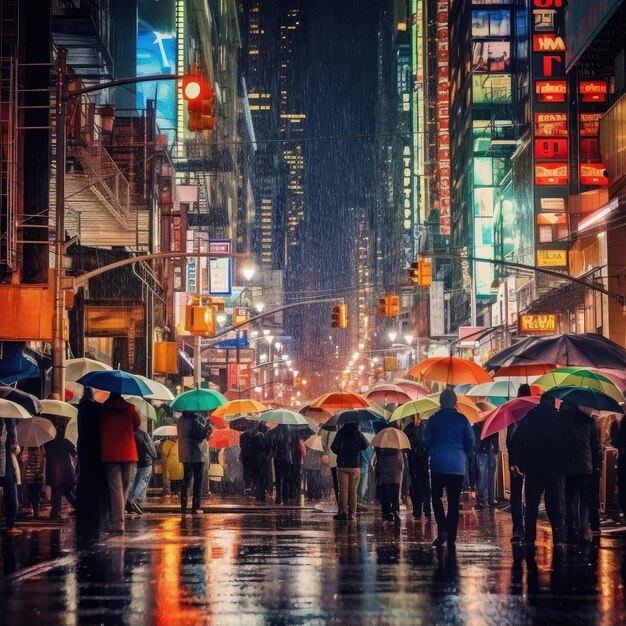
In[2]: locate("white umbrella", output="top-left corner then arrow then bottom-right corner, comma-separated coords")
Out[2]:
153,425 -> 178,437
65,357 -> 112,382
466,380 -> 519,399
370,427 -> 411,450
135,375 -> 175,401
65,418 -> 77,445
16,417 -> 57,447
259,409 -> 310,426
304,435 -> 323,452
123,396 -> 157,421
39,399 -> 78,419
0,398 -> 32,419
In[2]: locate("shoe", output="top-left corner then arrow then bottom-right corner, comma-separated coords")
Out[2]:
357,502 -> 368,511
108,529 -> 124,536
130,501 -> 143,515
125,502 -> 134,514
474,503 -> 484,510
348,514 -> 357,521
511,533 -> 523,543
333,513 -> 348,521
433,533 -> 448,547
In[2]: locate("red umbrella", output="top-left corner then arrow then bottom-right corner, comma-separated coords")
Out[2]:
394,379 -> 430,400
366,385 -> 412,405
480,397 -> 541,439
208,429 -> 241,449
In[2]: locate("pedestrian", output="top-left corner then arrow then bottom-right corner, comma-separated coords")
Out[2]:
44,415 -> 77,520
511,394 -> 566,545
239,426 -> 256,494
99,393 -> 141,534
303,444 -> 324,501
76,388 -> 107,544
177,411 -> 212,515
127,427 -> 158,514
321,427 -> 339,505
472,419 -> 499,509
404,415 -> 431,520
20,445 -> 45,518
560,401 -> 602,543
358,445 -> 375,507
375,440 -> 404,525
267,424 -> 292,504
0,417 -> 20,535
610,416 -> 626,521
287,430 -> 305,500
424,389 -> 475,547
589,413 -> 602,533
162,436 -> 183,495
507,383 -> 531,542
222,444 -> 244,495
330,422 -> 370,521
251,423 -> 272,502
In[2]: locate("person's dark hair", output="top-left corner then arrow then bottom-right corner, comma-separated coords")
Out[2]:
341,422 -> 359,433
517,383 -> 532,397
539,394 -> 555,407
440,388 -> 457,409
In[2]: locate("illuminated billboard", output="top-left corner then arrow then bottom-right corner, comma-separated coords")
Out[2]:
472,10 -> 511,37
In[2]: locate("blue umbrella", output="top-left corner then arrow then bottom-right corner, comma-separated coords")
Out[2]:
77,370 -> 152,397
321,408 -> 387,432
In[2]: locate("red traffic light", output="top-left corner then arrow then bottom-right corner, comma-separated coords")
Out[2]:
182,75 -> 212,101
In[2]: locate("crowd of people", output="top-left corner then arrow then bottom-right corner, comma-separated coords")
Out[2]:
0,384 -> 624,551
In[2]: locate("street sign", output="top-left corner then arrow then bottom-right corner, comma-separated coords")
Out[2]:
518,313 -> 559,336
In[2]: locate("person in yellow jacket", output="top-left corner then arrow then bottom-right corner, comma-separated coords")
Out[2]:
162,437 -> 184,496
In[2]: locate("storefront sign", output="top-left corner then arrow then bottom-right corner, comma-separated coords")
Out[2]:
580,113 -> 602,136
540,197 -> 566,212
535,163 -> 568,185
535,138 -> 568,159
536,249 -> 568,267
535,80 -> 567,102
535,113 -> 568,136
518,314 -> 560,335
580,164 -> 609,186
533,34 -> 565,52
580,80 -> 607,102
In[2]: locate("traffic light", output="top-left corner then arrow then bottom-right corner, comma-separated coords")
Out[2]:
331,304 -> 348,329
408,262 -> 420,284
182,74 -> 216,132
377,294 -> 400,317
185,303 -> 216,336
408,260 -> 432,287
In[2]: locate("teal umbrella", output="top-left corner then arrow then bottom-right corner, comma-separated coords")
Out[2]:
545,386 -> 624,413
170,388 -> 227,412
259,409 -> 310,426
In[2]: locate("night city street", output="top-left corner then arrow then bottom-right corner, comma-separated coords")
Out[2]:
2,502 -> 626,626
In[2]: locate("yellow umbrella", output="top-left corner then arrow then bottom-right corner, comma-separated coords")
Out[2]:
213,398 -> 268,418
389,394 -> 483,424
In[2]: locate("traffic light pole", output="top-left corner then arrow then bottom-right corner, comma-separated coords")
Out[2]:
417,253 -> 625,306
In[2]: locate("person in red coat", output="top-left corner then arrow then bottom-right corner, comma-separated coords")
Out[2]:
99,393 -> 141,533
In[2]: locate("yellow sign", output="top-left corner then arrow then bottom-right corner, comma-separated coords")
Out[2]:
518,314 -> 559,336
536,249 -> 567,267
84,305 -> 145,338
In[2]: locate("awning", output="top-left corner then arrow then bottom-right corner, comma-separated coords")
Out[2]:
0,342 -> 41,385
578,194 -> 626,233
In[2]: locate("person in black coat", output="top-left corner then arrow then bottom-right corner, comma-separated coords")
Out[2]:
403,416 -> 431,519
511,394 -> 565,544
251,424 -> 272,503
267,425 -> 292,504
239,427 -> 256,494
560,402 -> 602,543
610,416 -> 626,519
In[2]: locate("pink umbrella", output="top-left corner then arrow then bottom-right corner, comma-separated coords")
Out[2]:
480,397 -> 541,439
393,379 -> 430,400
366,385 -> 412,405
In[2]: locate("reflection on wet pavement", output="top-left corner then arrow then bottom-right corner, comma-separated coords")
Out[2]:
2,508 -> 626,625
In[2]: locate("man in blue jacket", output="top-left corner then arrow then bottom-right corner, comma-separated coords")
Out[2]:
424,389 -> 475,547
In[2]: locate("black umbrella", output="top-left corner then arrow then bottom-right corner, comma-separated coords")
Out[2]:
321,409 -> 387,432
485,333 -> 626,371
0,386 -> 41,415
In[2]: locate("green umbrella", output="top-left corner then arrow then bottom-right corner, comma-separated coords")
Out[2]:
545,386 -> 624,413
170,388 -> 227,412
259,409 -> 310,426
535,367 -> 624,402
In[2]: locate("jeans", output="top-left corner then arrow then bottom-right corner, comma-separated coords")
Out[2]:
379,482 -> 400,518
476,453 -> 497,505
105,463 -> 136,532
337,467 -> 360,517
524,473 -> 566,544
408,463 -> 431,517
358,469 -> 369,502
182,462 -> 205,512
510,471 -> 525,534
130,465 -> 153,503
431,473 -> 464,543
51,484 -> 76,517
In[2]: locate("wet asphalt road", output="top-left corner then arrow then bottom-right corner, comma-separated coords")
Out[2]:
2,503 -> 626,626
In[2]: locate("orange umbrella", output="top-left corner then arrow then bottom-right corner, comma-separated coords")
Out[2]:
494,363 -> 556,378
309,391 -> 370,410
208,429 -> 241,449
407,356 -> 493,385
212,398 -> 268,418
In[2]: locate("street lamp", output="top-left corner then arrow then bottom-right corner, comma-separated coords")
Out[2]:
241,264 -> 255,282
255,302 -> 265,314
388,330 -> 397,343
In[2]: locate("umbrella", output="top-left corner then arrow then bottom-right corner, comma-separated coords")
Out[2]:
389,394 -> 483,424
259,409 -> 310,426
309,391 -> 370,410
466,380 -> 519,399
171,388 -> 227,412
366,385 -> 412,405
485,333 -> 626,370
545,386 -> 624,413
208,429 -> 241,449
534,367 -> 625,403
16,417 -> 57,447
65,357 -> 112,382
0,386 -> 41,414
407,356 -> 493,385
123,396 -> 157,421
388,398 -> 439,423
304,434 -> 324,452
39,399 -> 78,420
371,427 -> 411,450
153,425 -> 178,437
78,370 -> 152,397
493,363 -> 556,379
475,400 -> 497,413
480,397 -> 541,439
224,415 -> 261,432
212,398 -> 268,418
321,409 -> 387,432
299,403 -> 333,423
135,375 -> 175,401
0,398 -> 32,419
64,418 -> 78,445
393,379 -> 430,399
